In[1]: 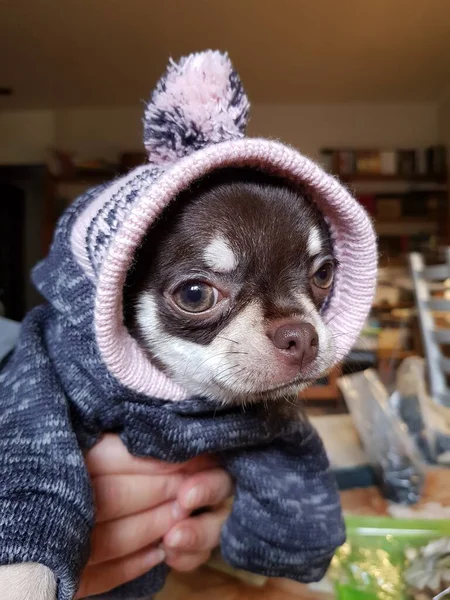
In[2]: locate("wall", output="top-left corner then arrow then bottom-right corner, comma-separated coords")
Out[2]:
250,104 -> 439,161
53,103 -> 439,163
54,107 -> 142,162
438,97 -> 450,151
0,110 -> 55,164
0,103 -> 440,164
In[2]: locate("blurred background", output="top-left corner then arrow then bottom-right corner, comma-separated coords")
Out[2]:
3,3 -> 450,598
0,0 -> 449,315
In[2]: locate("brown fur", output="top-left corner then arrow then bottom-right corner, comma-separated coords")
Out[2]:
124,168 -> 333,348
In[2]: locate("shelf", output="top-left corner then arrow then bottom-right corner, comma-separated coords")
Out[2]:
376,221 -> 438,236
339,173 -> 447,183
377,217 -> 439,223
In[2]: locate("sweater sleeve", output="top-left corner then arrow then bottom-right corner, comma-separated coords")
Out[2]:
218,423 -> 346,582
0,307 -> 94,600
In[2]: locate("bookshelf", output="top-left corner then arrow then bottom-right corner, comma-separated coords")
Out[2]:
321,146 -> 448,268
340,173 -> 447,184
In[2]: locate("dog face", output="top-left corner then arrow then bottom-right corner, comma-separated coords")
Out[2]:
124,168 -> 338,404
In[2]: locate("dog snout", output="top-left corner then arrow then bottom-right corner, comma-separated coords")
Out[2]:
268,321 -> 318,369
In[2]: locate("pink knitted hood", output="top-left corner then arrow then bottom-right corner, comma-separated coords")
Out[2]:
70,50 -> 377,400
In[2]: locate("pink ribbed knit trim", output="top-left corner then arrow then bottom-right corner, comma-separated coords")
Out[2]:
77,138 -> 376,400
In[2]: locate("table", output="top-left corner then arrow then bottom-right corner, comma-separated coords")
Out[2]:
157,468 -> 450,599
157,568 -> 333,600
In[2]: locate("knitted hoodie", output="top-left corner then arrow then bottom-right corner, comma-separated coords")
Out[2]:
0,51 -> 377,600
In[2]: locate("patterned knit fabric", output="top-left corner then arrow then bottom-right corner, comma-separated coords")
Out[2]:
0,51 -> 377,600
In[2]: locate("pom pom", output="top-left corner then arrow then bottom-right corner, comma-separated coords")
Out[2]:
143,50 -> 250,164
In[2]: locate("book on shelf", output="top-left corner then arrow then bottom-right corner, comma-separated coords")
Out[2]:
426,144 -> 447,176
415,149 -> 427,175
337,150 -> 355,174
356,194 -> 376,216
355,150 -> 381,174
358,191 -> 446,221
320,145 -> 447,179
401,191 -> 444,218
320,148 -> 334,173
378,233 -> 439,261
397,150 -> 416,177
377,198 -> 401,220
380,151 -> 397,175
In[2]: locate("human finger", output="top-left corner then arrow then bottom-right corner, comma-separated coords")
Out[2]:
163,504 -> 228,552
178,468 -> 234,511
89,501 -> 188,565
93,473 -> 187,523
164,549 -> 211,572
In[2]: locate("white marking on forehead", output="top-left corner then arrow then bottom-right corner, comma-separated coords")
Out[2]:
296,292 -> 319,318
307,226 -> 322,257
203,235 -> 237,273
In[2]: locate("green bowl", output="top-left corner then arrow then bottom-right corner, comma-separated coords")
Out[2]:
330,516 -> 450,600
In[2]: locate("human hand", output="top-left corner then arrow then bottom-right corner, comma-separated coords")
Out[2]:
76,435 -> 233,598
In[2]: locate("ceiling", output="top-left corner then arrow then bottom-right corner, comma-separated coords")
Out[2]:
1,0 -> 450,110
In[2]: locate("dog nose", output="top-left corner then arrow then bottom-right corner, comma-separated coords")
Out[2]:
268,321 -> 319,368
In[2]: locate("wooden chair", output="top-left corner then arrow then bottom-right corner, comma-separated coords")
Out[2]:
409,248 -> 450,405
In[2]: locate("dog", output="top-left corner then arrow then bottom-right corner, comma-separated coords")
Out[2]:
124,166 -> 337,405
1,167 -> 339,600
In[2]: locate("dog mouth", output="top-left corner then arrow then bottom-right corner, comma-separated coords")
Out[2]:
211,373 -> 317,403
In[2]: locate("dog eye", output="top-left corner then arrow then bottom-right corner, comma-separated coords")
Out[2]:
312,261 -> 334,289
173,281 -> 219,313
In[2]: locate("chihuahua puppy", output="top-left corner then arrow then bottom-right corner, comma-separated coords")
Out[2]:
1,169 -> 338,600
2,168 -> 337,600
124,167 -> 337,403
